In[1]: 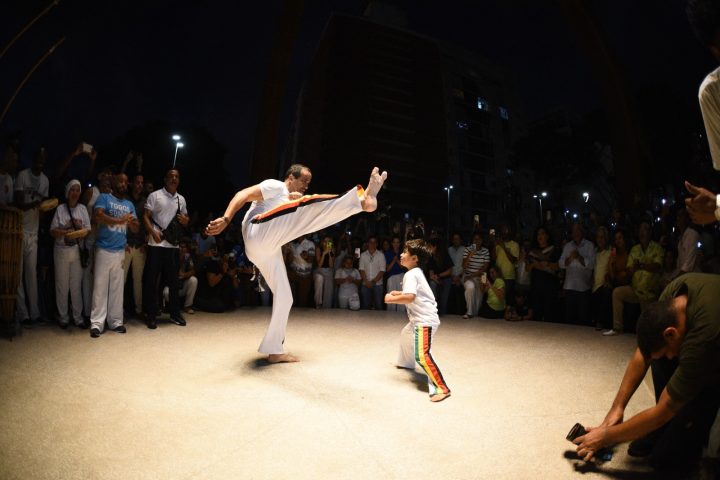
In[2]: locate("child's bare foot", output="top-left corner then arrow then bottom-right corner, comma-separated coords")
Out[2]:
267,353 -> 299,363
361,167 -> 387,212
430,392 -> 451,402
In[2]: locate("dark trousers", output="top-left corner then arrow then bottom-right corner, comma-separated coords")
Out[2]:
360,284 -> 383,310
530,273 -> 558,322
429,277 -> 452,315
648,358 -> 720,470
143,246 -> 180,317
288,270 -> 312,308
563,289 -> 590,325
503,279 -> 516,307
591,286 -> 612,329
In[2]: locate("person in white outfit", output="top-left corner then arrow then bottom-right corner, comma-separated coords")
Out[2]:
335,255 -> 361,310
385,239 -> 450,402
80,167 -> 112,319
50,180 -> 91,328
206,164 -> 387,363
14,149 -> 49,326
462,233 -> 490,319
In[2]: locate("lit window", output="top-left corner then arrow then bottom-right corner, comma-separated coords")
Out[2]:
499,107 -> 509,120
477,97 -> 489,111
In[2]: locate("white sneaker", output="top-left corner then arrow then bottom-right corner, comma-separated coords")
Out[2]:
602,329 -> 620,336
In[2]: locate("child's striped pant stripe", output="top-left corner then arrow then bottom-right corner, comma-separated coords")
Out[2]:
414,325 -> 450,395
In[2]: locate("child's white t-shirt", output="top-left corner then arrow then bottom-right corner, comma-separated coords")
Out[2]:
402,267 -> 439,327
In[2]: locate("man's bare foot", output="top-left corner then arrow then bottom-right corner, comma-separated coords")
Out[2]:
267,353 -> 299,363
361,167 -> 388,212
430,392 -> 451,402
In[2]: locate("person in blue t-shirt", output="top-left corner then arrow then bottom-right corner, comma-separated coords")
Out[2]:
89,173 -> 138,338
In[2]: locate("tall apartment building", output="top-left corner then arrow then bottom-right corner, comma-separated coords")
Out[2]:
283,13 -> 520,233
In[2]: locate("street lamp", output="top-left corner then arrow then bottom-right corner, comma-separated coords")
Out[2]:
172,135 -> 184,168
444,185 -> 453,241
533,191 -> 548,223
582,192 -> 590,203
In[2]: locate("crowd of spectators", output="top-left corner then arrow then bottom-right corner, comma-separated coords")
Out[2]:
1,141 -> 719,339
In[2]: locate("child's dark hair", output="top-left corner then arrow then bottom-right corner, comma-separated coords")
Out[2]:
404,238 -> 432,268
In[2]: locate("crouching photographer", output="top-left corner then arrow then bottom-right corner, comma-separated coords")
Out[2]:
194,247 -> 237,313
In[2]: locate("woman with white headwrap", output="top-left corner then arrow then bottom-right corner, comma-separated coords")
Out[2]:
50,179 -> 91,328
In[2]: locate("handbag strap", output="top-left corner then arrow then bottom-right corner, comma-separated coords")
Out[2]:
151,196 -> 182,230
65,203 -> 83,247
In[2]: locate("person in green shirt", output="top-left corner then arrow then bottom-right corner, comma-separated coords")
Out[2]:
479,264 -> 505,319
576,273 -> 720,473
603,222 -> 663,336
491,224 -> 519,306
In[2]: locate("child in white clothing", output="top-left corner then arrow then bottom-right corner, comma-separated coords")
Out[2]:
385,239 -> 451,402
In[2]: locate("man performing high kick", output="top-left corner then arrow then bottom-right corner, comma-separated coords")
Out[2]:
206,165 -> 387,363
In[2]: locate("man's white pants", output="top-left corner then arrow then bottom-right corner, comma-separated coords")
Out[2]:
163,276 -> 198,308
463,277 -> 482,316
123,245 -> 146,314
386,272 -> 405,312
244,187 -> 363,354
81,236 -> 95,318
313,267 -> 334,308
54,246 -> 84,325
16,233 -> 40,321
90,248 -> 125,332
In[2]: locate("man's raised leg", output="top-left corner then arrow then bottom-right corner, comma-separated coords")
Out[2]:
360,167 -> 388,212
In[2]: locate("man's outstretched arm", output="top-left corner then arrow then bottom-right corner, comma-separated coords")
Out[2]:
206,184 -> 263,235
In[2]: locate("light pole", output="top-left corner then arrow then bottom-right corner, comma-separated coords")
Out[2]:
172,134 -> 183,168
444,185 -> 453,241
533,191 -> 547,223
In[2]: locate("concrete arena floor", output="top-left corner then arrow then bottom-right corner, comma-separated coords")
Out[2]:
0,308 -> 657,480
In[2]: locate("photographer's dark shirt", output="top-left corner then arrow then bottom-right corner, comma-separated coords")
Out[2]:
660,274 -> 720,403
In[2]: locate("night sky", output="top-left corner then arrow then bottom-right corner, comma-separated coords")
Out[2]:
1,0 -> 716,189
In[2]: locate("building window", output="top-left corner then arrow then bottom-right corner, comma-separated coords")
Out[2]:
499,106 -> 509,120
477,97 -> 489,111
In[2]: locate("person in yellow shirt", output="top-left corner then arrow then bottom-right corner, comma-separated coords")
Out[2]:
479,265 -> 506,319
491,224 -> 519,306
603,222 -> 663,336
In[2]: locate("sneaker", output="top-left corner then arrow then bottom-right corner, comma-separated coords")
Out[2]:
112,325 -> 126,334
170,313 -> 186,326
90,328 -> 101,338
602,329 -> 620,336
